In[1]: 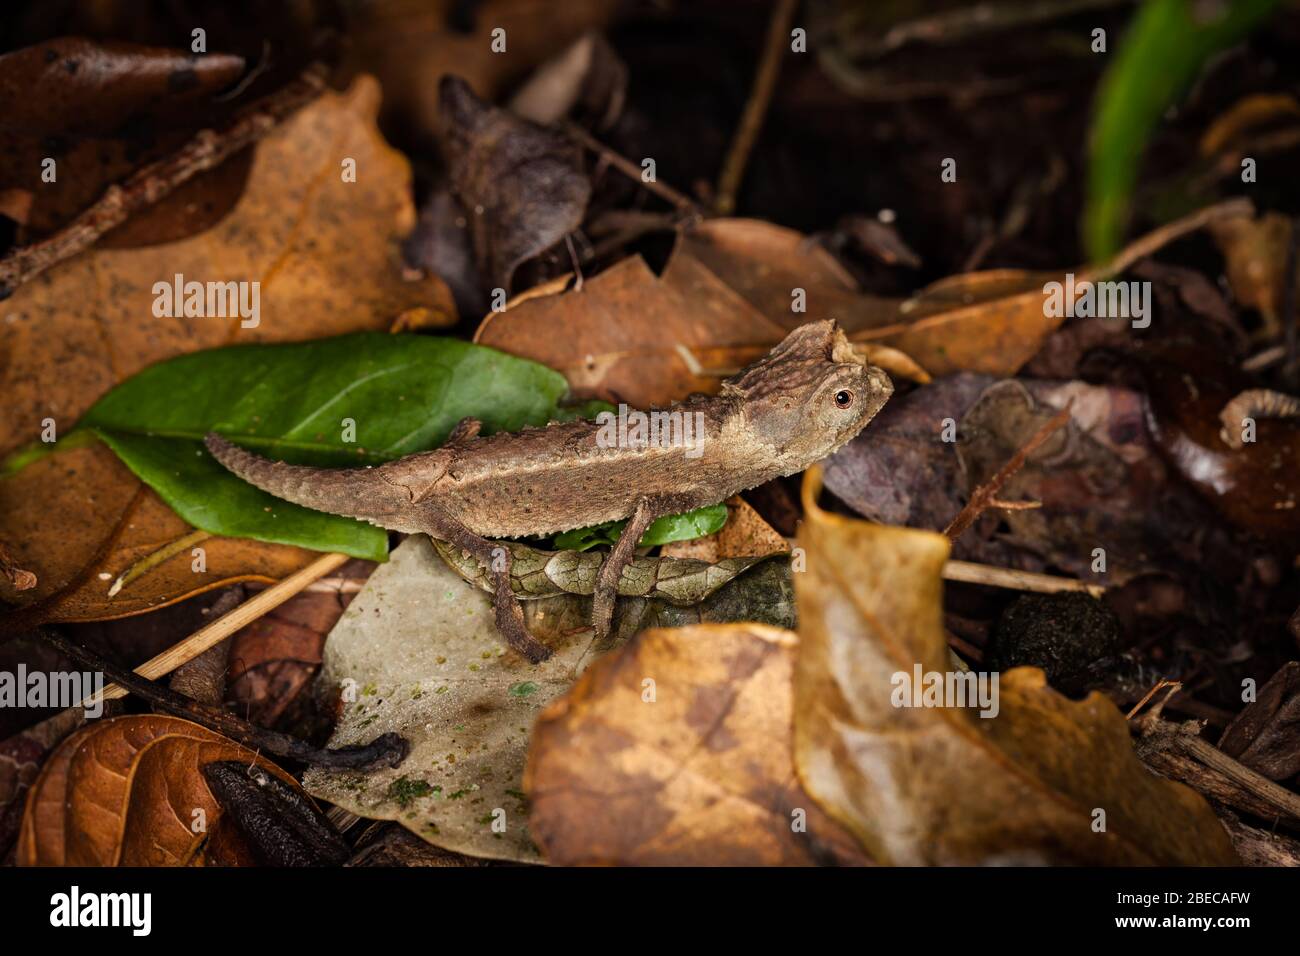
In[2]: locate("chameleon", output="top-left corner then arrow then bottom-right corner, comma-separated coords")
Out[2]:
204,319 -> 893,663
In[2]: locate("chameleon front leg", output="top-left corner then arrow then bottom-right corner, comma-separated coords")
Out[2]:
589,496 -> 658,640
416,504 -> 551,664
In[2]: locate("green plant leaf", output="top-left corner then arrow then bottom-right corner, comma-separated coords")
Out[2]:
553,504 -> 728,552
1084,0 -> 1281,260
70,333 -> 575,560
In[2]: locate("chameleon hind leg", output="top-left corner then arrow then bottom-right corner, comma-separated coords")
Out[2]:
589,497 -> 659,641
416,504 -> 551,664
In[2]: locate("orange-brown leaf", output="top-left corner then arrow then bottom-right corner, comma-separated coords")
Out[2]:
18,715 -> 304,866
524,622 -> 869,866
792,468 -> 1237,866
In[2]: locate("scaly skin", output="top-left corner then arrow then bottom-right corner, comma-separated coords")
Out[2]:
206,320 -> 893,662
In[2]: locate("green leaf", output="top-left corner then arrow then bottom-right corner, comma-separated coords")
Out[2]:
71,333 -> 574,561
552,503 -> 729,552
1084,0 -> 1281,260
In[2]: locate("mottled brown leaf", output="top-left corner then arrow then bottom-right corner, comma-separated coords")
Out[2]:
0,77 -> 453,621
18,715 -> 305,866
524,622 -> 869,866
793,468 -> 1237,866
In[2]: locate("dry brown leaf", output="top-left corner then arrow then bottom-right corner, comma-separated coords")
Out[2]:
439,76 -> 590,291
227,561 -> 374,727
1209,212 -> 1292,333
341,0 -> 619,138
476,218 -> 897,407
488,220 -> 1058,402
0,76 -> 451,621
0,444 -> 314,624
792,468 -> 1237,866
660,496 -> 788,562
476,216 -> 1212,405
18,714 -> 304,866
1,75 -> 452,457
524,622 -> 869,866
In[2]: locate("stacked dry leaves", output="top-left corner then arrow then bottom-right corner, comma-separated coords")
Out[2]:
1,1 -> 1299,870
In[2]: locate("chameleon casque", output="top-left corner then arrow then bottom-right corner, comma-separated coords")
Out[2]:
205,320 -> 893,663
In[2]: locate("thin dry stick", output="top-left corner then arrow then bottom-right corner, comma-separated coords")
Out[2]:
1183,736 -> 1300,823
0,62 -> 328,298
714,0 -> 798,215
1125,678 -> 1182,720
85,550 -> 349,706
1101,196 -> 1252,276
843,0 -> 1134,59
108,529 -> 211,597
1177,730 -> 1300,825
942,560 -> 1105,597
944,402 -> 1072,540
565,122 -> 701,215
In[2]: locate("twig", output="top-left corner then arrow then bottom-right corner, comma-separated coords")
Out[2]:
1101,196 -> 1253,275
41,628 -> 406,771
0,62 -> 329,299
108,529 -> 211,597
839,0 -> 1135,60
714,0 -> 798,216
1125,678 -> 1181,720
942,560 -> 1104,597
0,538 -> 36,591
944,402 -> 1072,539
87,550 -> 350,705
1181,732 -> 1300,823
1136,717 -> 1300,828
564,122 -> 701,215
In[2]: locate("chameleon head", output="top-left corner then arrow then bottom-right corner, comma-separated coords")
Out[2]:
724,319 -> 893,471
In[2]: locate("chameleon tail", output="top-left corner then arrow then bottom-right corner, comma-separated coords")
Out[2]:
204,433 -> 407,526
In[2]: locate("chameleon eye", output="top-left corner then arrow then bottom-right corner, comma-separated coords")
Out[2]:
834,389 -> 853,409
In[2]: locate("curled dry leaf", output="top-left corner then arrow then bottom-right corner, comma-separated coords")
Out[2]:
18,714 -> 305,866
439,75 -> 591,291
793,468 -> 1237,866
476,218 -> 895,407
524,622 -> 869,866
0,77 -> 452,621
1208,212 -> 1293,334
0,37 -> 250,243
431,536 -> 781,604
477,213 -> 1225,407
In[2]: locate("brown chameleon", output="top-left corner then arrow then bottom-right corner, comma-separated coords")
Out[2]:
205,320 -> 892,663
